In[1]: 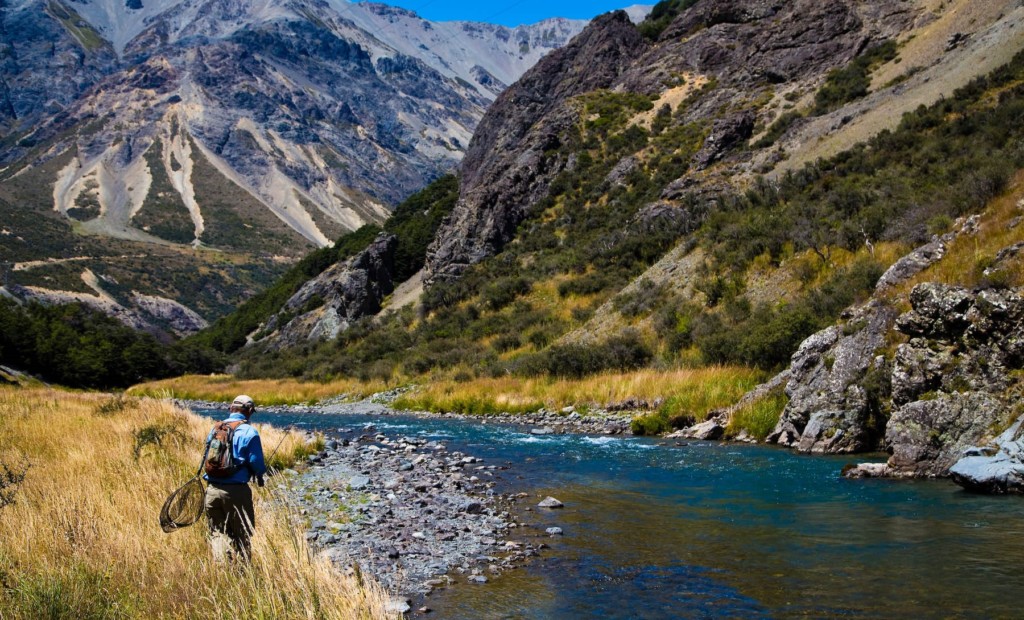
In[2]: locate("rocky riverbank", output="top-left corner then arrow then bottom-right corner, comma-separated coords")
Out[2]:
286,425 -> 544,609
179,397 -> 632,609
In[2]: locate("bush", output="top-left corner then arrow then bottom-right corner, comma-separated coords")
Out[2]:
631,413 -> 669,436
482,277 -> 532,311
811,41 -> 898,115
529,330 -> 653,379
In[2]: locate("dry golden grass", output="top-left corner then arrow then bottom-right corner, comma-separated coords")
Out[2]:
129,374 -> 388,405
393,366 -> 765,416
0,387 -> 394,620
896,172 -> 1024,295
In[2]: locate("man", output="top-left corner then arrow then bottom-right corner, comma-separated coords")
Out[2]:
204,394 -> 266,561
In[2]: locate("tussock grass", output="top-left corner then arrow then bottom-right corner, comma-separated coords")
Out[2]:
129,374 -> 388,405
727,388 -> 789,441
0,387 -> 393,619
900,172 -> 1024,293
394,367 -> 764,420
628,368 -> 765,435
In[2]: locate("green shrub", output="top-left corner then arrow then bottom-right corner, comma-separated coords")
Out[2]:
482,277 -> 532,311
631,413 -> 669,436
529,330 -> 653,379
811,41 -> 898,115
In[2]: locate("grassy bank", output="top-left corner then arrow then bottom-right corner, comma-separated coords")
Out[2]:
392,366 -> 765,418
128,374 -> 389,405
0,387 -> 393,619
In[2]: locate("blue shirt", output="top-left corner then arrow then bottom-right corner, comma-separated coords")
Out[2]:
203,412 -> 267,485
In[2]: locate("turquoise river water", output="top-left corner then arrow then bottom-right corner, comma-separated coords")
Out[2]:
215,408 -> 1024,618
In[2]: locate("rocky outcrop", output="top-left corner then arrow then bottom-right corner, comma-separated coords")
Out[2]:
875,217 -> 978,292
691,111 -> 755,171
262,233 -> 398,348
882,284 -> 1023,476
424,11 -> 647,284
839,283 -> 1023,481
623,0 -> 916,93
767,300 -> 897,453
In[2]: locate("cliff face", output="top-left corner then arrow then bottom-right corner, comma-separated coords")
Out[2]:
627,0 -> 914,91
770,228 -> 1024,480
424,0 -> 917,285
424,11 -> 647,284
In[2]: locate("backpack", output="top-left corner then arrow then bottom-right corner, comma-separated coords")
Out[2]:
204,420 -> 244,478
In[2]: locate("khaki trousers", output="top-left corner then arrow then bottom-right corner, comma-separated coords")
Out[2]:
205,482 -> 254,562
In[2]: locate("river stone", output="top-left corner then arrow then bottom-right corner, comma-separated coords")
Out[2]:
679,419 -> 725,441
841,462 -> 895,479
530,427 -> 555,435
545,527 -> 564,536
348,475 -> 370,490
386,598 -> 412,614
538,496 -> 564,509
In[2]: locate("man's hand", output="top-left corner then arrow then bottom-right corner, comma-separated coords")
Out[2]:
256,475 -> 265,488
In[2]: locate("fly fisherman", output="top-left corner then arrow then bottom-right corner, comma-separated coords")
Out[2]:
204,394 -> 266,562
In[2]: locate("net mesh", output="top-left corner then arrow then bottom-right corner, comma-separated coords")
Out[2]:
160,475 -> 205,533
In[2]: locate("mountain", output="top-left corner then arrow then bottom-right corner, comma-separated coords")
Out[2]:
0,0 -> 601,331
230,0 -> 1024,484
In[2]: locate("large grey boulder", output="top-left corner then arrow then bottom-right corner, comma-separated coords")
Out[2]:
950,418 -> 1024,494
886,392 -> 1005,476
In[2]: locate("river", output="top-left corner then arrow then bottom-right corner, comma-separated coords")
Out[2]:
206,407 -> 1024,618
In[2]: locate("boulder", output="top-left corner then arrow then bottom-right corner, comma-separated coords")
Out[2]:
386,598 -> 412,614
679,419 -> 725,441
949,417 -> 1024,494
886,392 -> 1005,476
537,496 -> 564,509
348,475 -> 371,490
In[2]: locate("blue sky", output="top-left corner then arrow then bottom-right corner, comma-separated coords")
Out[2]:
377,0 -> 639,27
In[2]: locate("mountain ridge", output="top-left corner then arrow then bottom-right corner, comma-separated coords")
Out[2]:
0,0 -> 621,329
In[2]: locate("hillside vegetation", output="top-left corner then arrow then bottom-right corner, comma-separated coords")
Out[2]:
8,9 -> 1024,447
233,49 -> 1024,397
0,387 -> 392,619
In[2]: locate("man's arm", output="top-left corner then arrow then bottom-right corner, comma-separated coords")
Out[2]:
245,433 -> 268,481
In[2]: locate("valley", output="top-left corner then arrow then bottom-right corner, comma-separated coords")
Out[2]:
3,0 -> 1024,617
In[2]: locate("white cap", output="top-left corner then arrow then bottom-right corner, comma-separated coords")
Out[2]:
231,394 -> 255,410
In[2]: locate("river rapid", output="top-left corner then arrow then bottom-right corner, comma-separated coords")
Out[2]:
198,405 -> 1024,619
